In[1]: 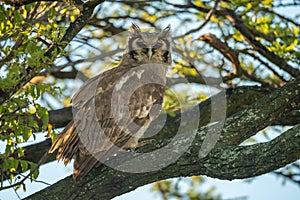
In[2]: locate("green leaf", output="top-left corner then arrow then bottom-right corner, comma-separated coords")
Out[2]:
33,169 -> 39,179
49,8 -> 57,21
36,106 -> 49,131
28,114 -> 39,130
3,157 -> 20,173
22,127 -> 33,141
17,147 -> 25,157
13,10 -> 22,23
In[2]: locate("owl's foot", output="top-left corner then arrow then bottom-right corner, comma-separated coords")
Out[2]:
124,139 -> 155,152
136,139 -> 155,148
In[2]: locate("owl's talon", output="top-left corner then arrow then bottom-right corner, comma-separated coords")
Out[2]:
137,139 -> 155,147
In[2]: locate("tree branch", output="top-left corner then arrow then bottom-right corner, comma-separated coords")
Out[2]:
17,78 -> 300,199
198,33 -> 242,76
46,83 -> 299,133
184,4 -> 299,77
0,0 -> 84,7
49,107 -> 73,129
0,0 -> 104,104
21,84 -> 300,167
7,78 -> 300,198
220,77 -> 300,146
218,9 -> 299,77
25,122 -> 300,199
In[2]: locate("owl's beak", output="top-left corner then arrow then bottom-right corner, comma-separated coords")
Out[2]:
147,48 -> 153,60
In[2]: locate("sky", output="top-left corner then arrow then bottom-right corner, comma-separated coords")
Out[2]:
1,1 -> 300,200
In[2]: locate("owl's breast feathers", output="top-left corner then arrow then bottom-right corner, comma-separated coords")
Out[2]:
49,64 -> 167,181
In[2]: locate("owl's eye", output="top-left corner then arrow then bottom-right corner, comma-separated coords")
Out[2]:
153,43 -> 162,49
136,38 -> 147,48
153,40 -> 163,49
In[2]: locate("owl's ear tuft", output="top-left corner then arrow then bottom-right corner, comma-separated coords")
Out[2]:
160,24 -> 171,37
163,24 -> 171,32
130,23 -> 141,36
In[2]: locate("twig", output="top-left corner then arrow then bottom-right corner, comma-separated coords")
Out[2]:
18,174 -> 51,186
0,152 -> 49,191
173,0 -> 220,39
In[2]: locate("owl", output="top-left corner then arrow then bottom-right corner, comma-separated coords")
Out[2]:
49,23 -> 172,181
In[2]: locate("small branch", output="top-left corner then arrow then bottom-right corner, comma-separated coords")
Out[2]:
0,151 -> 49,191
0,0 -> 53,7
0,0 -> 104,105
40,48 -> 122,77
18,174 -> 51,186
198,33 -> 242,76
173,0 -> 220,39
179,4 -> 299,77
167,75 -> 223,87
0,38 -> 23,67
218,9 -> 299,77
273,171 -> 300,186
263,8 -> 300,27
239,50 -> 288,84
273,1 -> 300,7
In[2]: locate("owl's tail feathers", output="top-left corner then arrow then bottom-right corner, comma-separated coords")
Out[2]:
48,120 -> 79,165
49,120 -> 100,181
73,151 -> 99,182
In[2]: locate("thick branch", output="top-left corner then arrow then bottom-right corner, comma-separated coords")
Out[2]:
46,84 -> 299,133
0,82 -> 295,184
25,122 -> 300,199
203,123 -> 300,179
272,110 -> 300,126
49,106 -> 73,129
220,77 -> 300,146
16,78 -> 300,199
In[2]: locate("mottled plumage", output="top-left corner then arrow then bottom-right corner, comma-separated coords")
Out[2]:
49,24 -> 172,181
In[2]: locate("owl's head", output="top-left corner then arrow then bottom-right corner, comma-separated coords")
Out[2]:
122,23 -> 172,66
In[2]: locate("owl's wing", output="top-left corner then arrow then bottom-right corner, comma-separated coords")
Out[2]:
49,67 -> 128,181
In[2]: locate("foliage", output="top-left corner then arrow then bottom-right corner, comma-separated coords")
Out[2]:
152,177 -> 221,200
0,2 -> 68,191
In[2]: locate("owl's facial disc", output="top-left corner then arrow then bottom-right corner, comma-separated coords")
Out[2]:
126,25 -> 171,64
135,38 -> 164,60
